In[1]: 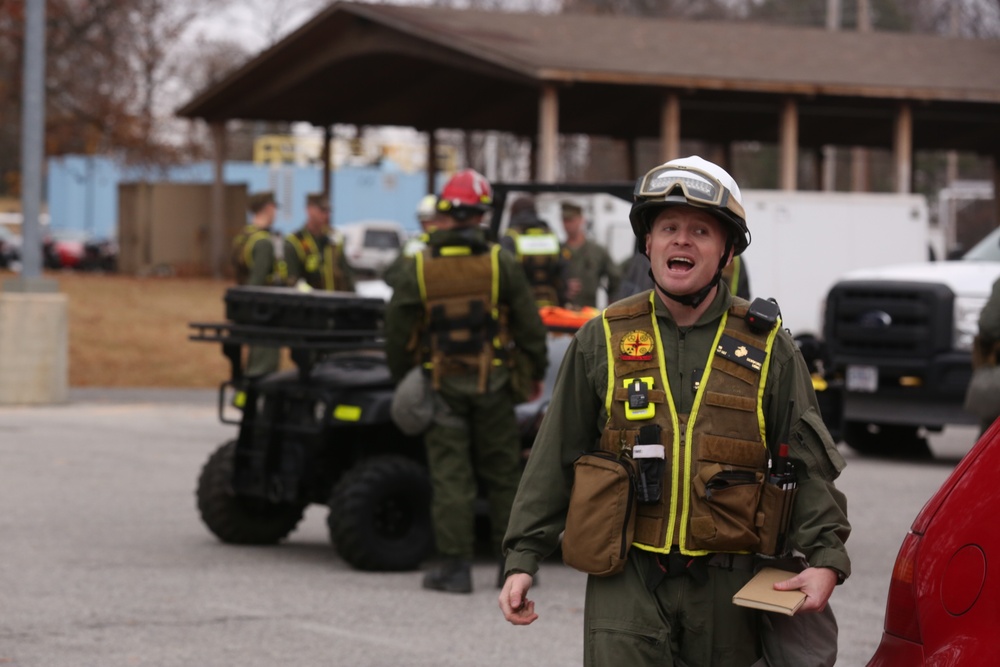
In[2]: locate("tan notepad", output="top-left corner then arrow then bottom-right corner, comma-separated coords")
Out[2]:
732,567 -> 806,616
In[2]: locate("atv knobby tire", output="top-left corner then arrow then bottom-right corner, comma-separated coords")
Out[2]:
197,440 -> 307,545
327,455 -> 433,571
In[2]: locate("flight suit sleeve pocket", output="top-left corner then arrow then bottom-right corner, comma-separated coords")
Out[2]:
796,407 -> 846,479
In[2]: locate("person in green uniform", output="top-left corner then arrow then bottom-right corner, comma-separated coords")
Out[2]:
385,169 -> 549,594
284,192 -> 355,292
231,191 -> 282,378
560,201 -> 621,308
499,156 -> 850,667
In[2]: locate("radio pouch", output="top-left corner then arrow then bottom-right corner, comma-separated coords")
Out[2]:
756,482 -> 798,557
562,451 -> 638,577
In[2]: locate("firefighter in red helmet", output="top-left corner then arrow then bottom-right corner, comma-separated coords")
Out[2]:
385,169 -> 549,593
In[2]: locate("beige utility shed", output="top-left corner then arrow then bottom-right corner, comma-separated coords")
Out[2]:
177,1 -> 1000,275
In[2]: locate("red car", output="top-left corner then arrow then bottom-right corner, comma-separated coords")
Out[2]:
867,418 -> 1000,665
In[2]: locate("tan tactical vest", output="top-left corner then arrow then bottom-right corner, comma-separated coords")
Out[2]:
416,243 -> 508,393
287,229 -> 347,291
600,290 -> 780,556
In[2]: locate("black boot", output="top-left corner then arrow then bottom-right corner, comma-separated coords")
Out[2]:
422,558 -> 472,594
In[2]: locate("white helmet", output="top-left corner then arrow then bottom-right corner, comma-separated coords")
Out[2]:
416,194 -> 438,222
629,155 -> 750,255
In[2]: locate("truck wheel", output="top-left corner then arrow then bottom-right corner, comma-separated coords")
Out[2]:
843,422 -> 932,459
196,440 -> 307,544
327,455 -> 433,571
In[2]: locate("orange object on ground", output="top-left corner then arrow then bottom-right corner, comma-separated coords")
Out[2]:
538,305 -> 600,332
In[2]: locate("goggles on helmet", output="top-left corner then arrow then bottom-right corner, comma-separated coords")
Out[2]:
635,164 -> 745,223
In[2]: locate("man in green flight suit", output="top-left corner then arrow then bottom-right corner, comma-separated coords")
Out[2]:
560,200 -> 621,308
231,191 -> 282,378
284,192 -> 355,292
499,156 -> 850,666
385,169 -> 549,594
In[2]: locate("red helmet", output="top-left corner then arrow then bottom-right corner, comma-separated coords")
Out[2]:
437,169 -> 493,219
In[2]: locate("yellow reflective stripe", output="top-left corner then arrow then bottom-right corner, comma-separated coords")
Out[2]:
324,244 -> 334,290
333,405 -> 362,421
415,251 -> 427,302
675,307 -> 729,557
439,246 -> 472,256
647,290 -> 682,554
757,315 -> 782,444
242,229 -> 271,268
729,256 -> 741,296
490,245 -> 500,307
602,310 -> 615,416
287,234 -> 308,263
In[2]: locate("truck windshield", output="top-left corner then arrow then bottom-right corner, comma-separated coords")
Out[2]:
963,226 -> 1000,262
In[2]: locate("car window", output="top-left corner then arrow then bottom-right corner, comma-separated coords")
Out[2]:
963,226 -> 1000,261
363,229 -> 401,250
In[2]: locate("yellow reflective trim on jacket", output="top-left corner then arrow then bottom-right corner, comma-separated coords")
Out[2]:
757,315 -> 783,443
490,245 -> 500,307
242,229 -> 273,269
323,244 -> 334,290
415,251 -> 427,302
286,233 -> 311,264
333,405 -> 362,421
439,246 -> 472,257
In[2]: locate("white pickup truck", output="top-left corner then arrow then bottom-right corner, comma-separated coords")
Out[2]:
823,226 -> 1000,456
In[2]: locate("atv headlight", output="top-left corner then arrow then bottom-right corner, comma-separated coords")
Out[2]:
954,296 -> 987,352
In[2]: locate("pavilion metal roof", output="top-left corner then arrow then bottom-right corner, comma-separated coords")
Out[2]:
177,1 -> 1000,153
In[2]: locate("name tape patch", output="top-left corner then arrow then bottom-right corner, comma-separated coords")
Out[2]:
715,334 -> 765,373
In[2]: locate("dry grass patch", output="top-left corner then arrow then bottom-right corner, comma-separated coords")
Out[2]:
53,273 -> 234,387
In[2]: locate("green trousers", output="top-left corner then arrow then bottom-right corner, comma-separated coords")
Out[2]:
584,549 -> 760,667
423,373 -> 522,559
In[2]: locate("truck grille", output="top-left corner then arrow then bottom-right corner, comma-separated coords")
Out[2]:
824,281 -> 953,358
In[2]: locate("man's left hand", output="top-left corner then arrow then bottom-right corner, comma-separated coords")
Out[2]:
773,567 -> 838,613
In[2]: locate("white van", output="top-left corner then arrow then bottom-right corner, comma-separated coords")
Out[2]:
338,219 -> 407,278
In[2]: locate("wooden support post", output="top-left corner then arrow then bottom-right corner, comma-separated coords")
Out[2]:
538,85 -> 558,183
780,98 -> 798,191
894,103 -> 913,193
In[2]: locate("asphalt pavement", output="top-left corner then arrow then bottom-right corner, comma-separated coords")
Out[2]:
0,389 -> 977,666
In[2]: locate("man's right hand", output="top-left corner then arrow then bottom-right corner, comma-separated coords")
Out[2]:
498,573 -> 538,625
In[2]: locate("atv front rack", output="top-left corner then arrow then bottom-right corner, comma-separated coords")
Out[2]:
189,320 -> 385,383
190,286 -> 387,383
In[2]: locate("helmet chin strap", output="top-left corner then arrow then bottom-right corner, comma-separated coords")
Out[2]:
646,238 -> 733,309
